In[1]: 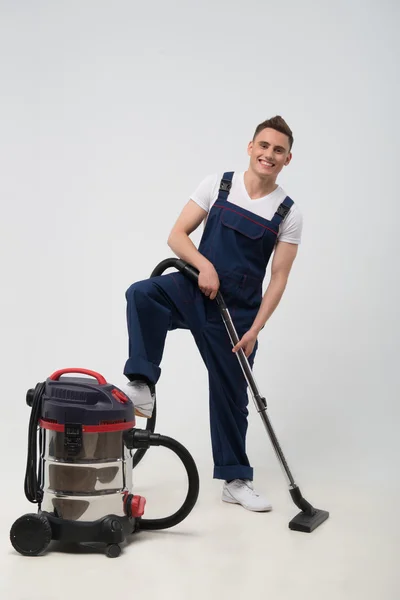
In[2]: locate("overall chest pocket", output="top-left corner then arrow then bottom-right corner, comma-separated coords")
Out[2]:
220,207 -> 278,268
221,208 -> 268,239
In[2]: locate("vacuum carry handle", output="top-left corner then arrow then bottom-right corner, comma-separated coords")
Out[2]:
49,368 -> 107,385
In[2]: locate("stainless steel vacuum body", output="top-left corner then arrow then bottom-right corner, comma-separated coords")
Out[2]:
40,426 -> 134,522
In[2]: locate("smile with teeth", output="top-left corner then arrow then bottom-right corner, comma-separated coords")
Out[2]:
259,159 -> 275,167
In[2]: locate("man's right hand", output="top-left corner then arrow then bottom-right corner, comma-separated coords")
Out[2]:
198,265 -> 220,300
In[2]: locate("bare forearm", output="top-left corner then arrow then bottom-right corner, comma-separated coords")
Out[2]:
167,231 -> 212,272
251,274 -> 288,333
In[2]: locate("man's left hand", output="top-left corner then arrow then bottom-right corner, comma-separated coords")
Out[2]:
232,329 -> 258,358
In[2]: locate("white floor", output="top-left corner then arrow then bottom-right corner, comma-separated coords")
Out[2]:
1,446 -> 399,600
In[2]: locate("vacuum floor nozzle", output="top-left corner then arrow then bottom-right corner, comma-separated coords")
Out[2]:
288,508 -> 329,533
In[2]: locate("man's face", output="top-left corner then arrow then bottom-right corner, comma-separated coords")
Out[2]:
247,128 -> 292,179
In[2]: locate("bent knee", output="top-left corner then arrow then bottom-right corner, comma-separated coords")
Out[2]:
125,278 -> 157,302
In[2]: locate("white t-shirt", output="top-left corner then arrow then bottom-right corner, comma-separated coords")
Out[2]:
190,172 -> 303,244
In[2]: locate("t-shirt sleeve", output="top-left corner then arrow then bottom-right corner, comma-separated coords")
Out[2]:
279,203 -> 303,244
190,174 -> 220,213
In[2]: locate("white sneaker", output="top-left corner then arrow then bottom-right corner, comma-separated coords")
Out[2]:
123,380 -> 155,418
222,479 -> 272,512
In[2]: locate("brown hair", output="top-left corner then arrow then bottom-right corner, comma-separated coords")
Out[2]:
253,116 -> 293,150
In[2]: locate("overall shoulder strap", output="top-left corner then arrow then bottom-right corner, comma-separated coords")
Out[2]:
216,171 -> 234,202
270,196 -> 294,227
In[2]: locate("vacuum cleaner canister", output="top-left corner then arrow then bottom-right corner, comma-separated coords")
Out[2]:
10,368 -> 199,558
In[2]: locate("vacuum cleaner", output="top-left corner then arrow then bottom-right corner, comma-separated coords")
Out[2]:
10,367 -> 199,558
147,258 -> 329,533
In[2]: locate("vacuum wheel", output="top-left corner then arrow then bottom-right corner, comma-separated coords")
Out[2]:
10,513 -> 52,556
106,543 -> 121,558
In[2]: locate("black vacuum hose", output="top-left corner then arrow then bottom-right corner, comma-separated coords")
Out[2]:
24,382 -> 46,505
127,429 -> 199,531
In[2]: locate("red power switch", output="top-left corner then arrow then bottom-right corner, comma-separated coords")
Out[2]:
131,495 -> 146,517
123,492 -> 146,518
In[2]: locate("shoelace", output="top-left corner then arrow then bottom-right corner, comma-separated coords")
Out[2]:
245,487 -> 260,497
230,480 -> 260,497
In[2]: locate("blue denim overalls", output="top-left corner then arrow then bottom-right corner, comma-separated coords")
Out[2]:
124,172 -> 294,481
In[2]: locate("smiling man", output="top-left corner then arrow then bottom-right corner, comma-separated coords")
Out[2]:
123,116 -> 303,512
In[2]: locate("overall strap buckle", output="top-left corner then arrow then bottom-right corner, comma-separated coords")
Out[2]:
217,172 -> 234,201
276,203 -> 291,219
273,196 -> 294,223
220,179 -> 232,192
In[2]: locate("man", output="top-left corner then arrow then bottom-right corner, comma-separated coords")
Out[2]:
122,116 -> 303,512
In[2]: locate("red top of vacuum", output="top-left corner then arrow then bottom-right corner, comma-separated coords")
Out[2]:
39,368 -> 135,433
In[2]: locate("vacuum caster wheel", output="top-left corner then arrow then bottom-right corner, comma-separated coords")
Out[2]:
106,543 -> 121,558
10,513 -> 52,556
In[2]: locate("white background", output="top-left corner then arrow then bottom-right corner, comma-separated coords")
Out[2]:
0,1 -> 399,598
